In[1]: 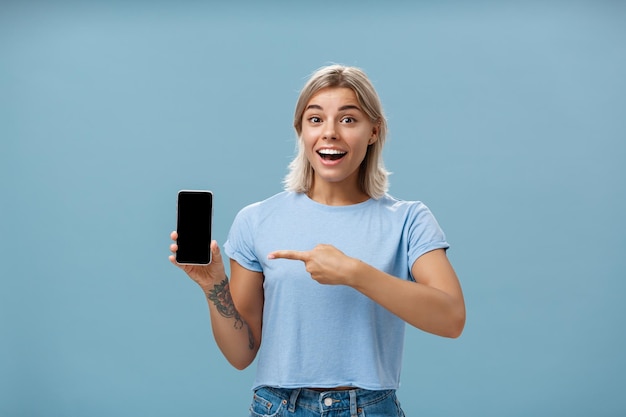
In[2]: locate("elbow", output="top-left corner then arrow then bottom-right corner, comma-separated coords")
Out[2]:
217,347 -> 255,370
226,347 -> 257,370
223,343 -> 259,371
445,307 -> 466,339
428,302 -> 465,338
229,358 -> 253,371
446,321 -> 465,339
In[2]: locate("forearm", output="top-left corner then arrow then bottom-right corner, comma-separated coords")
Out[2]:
349,261 -> 465,338
202,278 -> 258,370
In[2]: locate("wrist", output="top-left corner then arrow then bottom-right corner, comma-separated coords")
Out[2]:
346,257 -> 367,287
200,276 -> 227,295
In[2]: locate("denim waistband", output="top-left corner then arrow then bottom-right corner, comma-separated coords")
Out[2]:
256,386 -> 396,414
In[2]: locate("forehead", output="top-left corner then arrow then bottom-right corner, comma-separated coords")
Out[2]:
305,87 -> 360,109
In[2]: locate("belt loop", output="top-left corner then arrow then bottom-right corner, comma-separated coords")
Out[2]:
349,389 -> 358,417
288,388 -> 301,413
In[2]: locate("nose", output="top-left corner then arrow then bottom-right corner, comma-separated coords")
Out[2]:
323,121 -> 337,140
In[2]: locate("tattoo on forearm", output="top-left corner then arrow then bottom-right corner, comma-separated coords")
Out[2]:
207,279 -> 256,350
207,279 -> 243,328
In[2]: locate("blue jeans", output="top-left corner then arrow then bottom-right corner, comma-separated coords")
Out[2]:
248,386 -> 406,417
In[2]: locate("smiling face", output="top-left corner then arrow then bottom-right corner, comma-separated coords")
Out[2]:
300,87 -> 378,196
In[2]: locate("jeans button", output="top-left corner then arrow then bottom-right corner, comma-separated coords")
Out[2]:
324,397 -> 333,406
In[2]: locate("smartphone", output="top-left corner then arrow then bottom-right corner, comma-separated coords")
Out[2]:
176,190 -> 213,265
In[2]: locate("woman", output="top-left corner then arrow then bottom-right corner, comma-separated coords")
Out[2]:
170,64 -> 465,416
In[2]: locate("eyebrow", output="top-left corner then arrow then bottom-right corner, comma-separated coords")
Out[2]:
305,104 -> 362,112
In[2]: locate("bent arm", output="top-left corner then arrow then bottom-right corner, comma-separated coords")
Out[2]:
169,235 -> 262,370
228,260 -> 264,364
349,249 -> 466,338
203,276 -> 260,370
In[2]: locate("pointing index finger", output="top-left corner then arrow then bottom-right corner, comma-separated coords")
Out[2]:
268,250 -> 308,261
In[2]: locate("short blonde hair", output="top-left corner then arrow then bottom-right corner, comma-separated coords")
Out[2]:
283,65 -> 390,199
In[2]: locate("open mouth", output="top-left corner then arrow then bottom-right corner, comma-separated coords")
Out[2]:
317,149 -> 347,161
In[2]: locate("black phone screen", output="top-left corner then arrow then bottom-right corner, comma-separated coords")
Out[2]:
176,190 -> 213,265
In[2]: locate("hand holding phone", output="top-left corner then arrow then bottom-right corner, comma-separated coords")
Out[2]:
175,190 -> 213,265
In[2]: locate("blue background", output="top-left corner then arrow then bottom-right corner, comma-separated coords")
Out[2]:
1,1 -> 625,416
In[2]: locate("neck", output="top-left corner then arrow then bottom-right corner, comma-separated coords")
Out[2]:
307,179 -> 369,206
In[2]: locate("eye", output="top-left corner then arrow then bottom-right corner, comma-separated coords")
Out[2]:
308,116 -> 322,123
341,116 -> 355,123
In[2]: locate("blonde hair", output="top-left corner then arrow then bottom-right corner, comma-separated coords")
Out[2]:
283,64 -> 390,199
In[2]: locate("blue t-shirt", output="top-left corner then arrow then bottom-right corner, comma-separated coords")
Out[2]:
224,191 -> 449,390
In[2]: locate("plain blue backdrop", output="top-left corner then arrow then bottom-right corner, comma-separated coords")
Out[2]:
1,1 -> 625,416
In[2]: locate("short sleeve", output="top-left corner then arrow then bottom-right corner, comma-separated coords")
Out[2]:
223,205 -> 263,272
406,202 -> 449,279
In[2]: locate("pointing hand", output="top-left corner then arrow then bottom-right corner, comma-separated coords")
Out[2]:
268,244 -> 359,286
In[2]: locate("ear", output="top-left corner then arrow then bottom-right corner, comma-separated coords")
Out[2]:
368,123 -> 380,145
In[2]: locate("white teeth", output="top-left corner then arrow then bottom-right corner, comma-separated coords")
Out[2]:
318,149 -> 346,155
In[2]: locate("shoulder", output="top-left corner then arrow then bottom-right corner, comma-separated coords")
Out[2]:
228,192 -> 297,239
375,194 -> 444,234
241,191 -> 298,209
375,193 -> 431,215
235,191 -> 300,219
